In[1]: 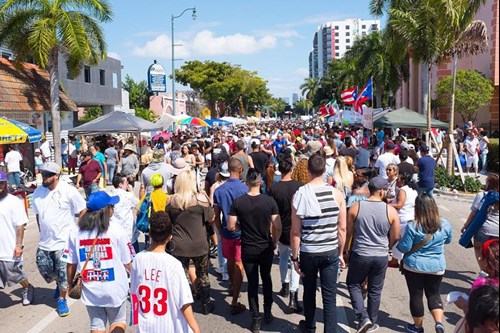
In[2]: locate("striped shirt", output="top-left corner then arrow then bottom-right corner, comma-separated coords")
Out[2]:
297,184 -> 340,255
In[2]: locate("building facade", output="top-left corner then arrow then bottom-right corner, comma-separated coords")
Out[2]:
395,0 -> 499,132
308,18 -> 380,79
149,91 -> 198,118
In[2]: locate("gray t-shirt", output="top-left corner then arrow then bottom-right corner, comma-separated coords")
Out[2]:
352,200 -> 391,257
104,147 -> 118,164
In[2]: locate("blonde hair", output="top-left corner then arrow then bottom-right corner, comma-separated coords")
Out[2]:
172,170 -> 197,210
333,156 -> 354,191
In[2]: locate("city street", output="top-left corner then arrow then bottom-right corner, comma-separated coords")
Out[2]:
0,194 -> 479,333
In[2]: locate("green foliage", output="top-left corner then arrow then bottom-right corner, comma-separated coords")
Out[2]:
80,106 -> 103,123
135,108 -> 157,122
122,74 -> 152,110
174,60 -> 270,117
487,139 -> 499,172
436,70 -> 494,123
435,166 -> 483,193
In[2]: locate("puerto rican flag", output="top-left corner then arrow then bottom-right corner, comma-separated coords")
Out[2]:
354,77 -> 373,114
341,86 -> 358,104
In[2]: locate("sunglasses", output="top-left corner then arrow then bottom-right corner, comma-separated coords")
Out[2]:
41,172 -> 56,178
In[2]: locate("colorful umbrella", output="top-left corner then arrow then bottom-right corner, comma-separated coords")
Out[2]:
0,117 -> 42,144
153,131 -> 173,141
177,116 -> 209,127
204,118 -> 233,126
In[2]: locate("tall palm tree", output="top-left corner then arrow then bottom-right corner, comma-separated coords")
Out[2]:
0,0 -> 112,165
300,77 -> 319,115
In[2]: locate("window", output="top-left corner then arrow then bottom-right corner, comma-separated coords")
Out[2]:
99,69 -> 105,86
84,65 -> 91,83
362,25 -> 366,29
335,39 -> 339,43
1,52 -> 11,59
345,25 -> 350,30
346,32 -> 350,36
66,71 -> 73,80
335,45 -> 339,50
346,38 -> 350,43
335,32 -> 339,37
112,73 -> 118,88
346,46 -> 351,50
334,26 -> 339,30
335,52 -> 340,57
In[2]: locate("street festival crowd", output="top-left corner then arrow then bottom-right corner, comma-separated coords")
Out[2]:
0,118 -> 498,333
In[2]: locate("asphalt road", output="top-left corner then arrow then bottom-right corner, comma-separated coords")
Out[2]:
0,193 -> 479,333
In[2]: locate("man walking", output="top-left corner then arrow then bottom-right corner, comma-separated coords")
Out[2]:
269,157 -> 303,313
32,162 -> 86,317
291,152 -> 347,333
4,145 -> 23,188
346,176 -> 400,332
0,171 -> 34,306
415,145 -> 436,196
76,151 -> 102,198
213,158 -> 247,315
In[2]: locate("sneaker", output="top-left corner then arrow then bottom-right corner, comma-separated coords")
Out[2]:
22,284 -> 35,306
368,324 -> 380,333
435,322 -> 445,333
222,273 -> 230,281
406,323 -> 424,333
230,302 -> 246,315
357,318 -> 373,333
298,320 -> 316,333
57,298 -> 70,317
53,286 -> 60,299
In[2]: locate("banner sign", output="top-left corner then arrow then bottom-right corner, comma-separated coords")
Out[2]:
362,106 -> 373,130
147,61 -> 167,93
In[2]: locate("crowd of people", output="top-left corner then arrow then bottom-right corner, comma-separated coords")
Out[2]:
0,118 -> 498,333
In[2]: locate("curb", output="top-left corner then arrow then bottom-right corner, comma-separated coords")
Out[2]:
434,189 -> 477,201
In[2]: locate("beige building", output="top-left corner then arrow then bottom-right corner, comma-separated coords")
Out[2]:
395,0 -> 499,132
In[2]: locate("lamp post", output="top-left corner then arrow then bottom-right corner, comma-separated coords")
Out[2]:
171,7 -> 196,120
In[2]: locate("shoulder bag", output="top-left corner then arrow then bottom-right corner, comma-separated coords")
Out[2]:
68,233 -> 100,299
399,233 -> 433,275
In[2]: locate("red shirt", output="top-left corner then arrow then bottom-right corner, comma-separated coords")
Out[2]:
79,159 -> 102,188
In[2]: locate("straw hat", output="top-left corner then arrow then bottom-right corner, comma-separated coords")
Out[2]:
123,144 -> 137,154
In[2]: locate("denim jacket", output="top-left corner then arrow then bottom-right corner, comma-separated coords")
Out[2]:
397,218 -> 452,273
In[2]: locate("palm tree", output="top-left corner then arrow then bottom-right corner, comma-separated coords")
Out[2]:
300,77 -> 319,115
0,0 -> 112,165
135,108 -> 157,122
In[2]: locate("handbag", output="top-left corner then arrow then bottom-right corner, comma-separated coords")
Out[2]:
68,233 -> 100,299
399,233 -> 433,275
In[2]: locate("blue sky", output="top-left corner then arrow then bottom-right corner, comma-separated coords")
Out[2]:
105,0 -> 380,101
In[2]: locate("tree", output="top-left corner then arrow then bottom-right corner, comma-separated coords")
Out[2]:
122,74 -> 152,110
299,77 -> 319,114
80,106 -> 103,123
0,0 -> 112,166
135,107 -> 157,122
436,70 -> 493,123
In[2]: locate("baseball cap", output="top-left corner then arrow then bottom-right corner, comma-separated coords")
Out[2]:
40,162 -> 61,174
87,191 -> 120,212
81,151 -> 92,157
35,148 -> 41,153
150,173 -> 164,187
369,176 -> 389,191
420,145 -> 430,153
219,162 -> 230,178
399,149 -> 408,160
152,149 -> 165,163
0,170 -> 7,182
386,143 -> 396,150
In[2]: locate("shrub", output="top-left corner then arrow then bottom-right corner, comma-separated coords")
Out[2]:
487,138 -> 499,172
434,165 -> 483,193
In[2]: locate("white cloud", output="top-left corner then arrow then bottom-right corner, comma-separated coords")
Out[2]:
130,34 -> 190,59
191,30 -> 276,55
283,40 -> 294,48
107,51 -> 121,60
254,29 -> 301,39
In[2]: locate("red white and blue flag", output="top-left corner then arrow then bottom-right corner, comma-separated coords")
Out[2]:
341,87 -> 358,104
354,77 -> 373,114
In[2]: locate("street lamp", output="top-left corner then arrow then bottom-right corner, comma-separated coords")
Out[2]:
171,7 -> 196,119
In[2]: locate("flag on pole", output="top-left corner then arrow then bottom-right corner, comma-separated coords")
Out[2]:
341,87 -> 358,104
354,77 -> 373,114
319,99 -> 338,117
319,104 -> 328,117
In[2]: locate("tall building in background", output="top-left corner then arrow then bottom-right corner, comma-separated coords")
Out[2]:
292,93 -> 299,105
283,97 -> 290,104
309,18 -> 380,79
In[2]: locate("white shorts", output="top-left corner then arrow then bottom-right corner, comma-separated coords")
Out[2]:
86,300 -> 127,330
0,260 -> 27,288
466,154 -> 479,168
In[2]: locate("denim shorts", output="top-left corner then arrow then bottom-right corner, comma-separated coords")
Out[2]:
0,260 -> 27,288
35,248 -> 68,289
86,301 -> 127,330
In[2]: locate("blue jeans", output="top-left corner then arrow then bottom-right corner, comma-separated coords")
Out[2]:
84,183 -> 99,199
61,154 -> 68,168
480,150 -> 488,172
215,228 -> 227,273
8,172 -> 20,187
346,252 -> 388,324
300,252 -> 339,332
278,242 -> 300,292
417,186 -> 434,197
107,162 -> 116,184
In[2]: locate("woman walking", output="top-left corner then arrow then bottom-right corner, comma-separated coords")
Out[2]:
167,169 -> 215,315
397,194 -> 452,333
64,191 -> 134,333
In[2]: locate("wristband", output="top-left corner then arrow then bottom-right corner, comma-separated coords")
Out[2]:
291,256 -> 299,262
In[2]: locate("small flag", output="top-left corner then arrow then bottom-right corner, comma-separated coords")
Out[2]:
341,87 -> 358,104
354,77 -> 373,114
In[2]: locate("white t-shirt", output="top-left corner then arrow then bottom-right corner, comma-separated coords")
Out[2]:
374,153 -> 401,179
39,140 -> 52,158
397,185 -> 418,223
61,143 -> 69,155
108,187 -> 139,241
32,181 -> 87,251
131,251 -> 194,333
465,137 -> 479,157
4,150 -> 23,173
63,223 -> 133,307
0,194 -> 29,261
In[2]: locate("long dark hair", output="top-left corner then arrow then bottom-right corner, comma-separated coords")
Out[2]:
414,194 -> 441,234
78,207 -> 111,234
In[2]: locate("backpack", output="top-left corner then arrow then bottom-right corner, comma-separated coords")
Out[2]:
136,193 -> 152,233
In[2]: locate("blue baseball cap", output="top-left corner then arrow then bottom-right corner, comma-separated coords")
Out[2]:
0,170 -> 7,182
86,191 -> 120,212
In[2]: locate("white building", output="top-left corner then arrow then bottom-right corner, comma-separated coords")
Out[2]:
309,18 -> 380,79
